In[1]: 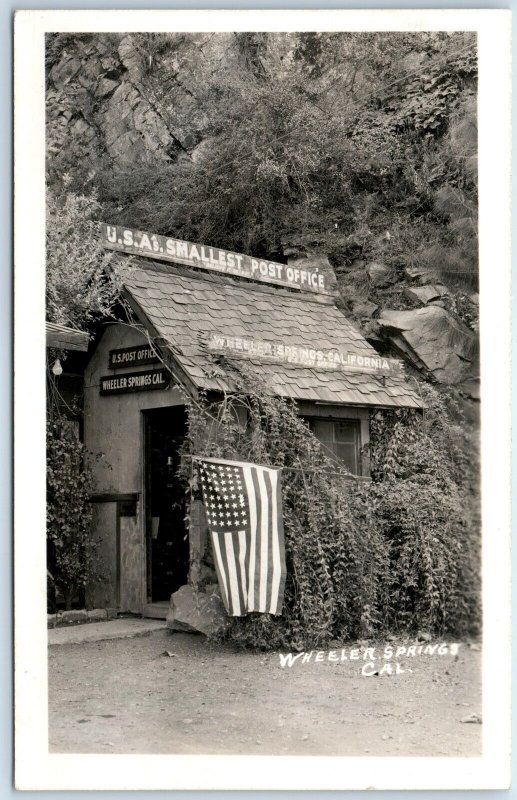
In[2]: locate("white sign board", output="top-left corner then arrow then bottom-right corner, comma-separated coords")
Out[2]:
207,333 -> 403,375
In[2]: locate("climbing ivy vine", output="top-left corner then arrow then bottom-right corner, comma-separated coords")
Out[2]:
180,366 -> 480,649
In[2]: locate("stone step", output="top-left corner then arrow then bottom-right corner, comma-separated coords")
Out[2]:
143,601 -> 170,620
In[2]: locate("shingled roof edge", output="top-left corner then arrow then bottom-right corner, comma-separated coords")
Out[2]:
121,288 -> 203,399
114,252 -> 337,306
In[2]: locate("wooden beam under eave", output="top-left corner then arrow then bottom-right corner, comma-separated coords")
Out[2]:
46,326 -> 89,352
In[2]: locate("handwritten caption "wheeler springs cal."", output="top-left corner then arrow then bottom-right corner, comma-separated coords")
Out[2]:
279,642 -> 461,676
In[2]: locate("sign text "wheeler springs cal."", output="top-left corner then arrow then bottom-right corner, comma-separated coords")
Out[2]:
100,368 -> 170,396
100,223 -> 336,295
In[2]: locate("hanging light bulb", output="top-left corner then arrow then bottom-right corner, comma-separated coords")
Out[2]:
52,358 -> 63,376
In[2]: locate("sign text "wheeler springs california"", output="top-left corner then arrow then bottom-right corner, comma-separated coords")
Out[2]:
100,223 -> 336,295
207,333 -> 403,375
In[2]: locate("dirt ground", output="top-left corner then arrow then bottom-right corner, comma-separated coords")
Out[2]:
48,630 -> 482,756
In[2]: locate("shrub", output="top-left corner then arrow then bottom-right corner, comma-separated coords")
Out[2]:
46,415 -> 103,610
46,184 -> 126,331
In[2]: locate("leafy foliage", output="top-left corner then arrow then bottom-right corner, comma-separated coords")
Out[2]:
46,182 -> 127,330
369,383 -> 480,635
46,415 -> 103,609
86,31 -> 478,303
181,367 -> 480,649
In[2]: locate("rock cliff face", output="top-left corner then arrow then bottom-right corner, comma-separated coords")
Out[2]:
47,36 -> 168,170
47,33 -> 479,407
46,33 -> 218,176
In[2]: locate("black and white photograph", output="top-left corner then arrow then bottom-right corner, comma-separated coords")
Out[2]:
14,9 -> 511,792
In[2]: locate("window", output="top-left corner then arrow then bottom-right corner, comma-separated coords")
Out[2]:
308,418 -> 361,475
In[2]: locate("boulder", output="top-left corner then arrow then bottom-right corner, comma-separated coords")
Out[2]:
287,252 -> 338,293
167,584 -> 229,636
405,265 -> 439,284
405,284 -> 450,305
377,306 -> 478,385
351,299 -> 379,318
366,261 -> 395,288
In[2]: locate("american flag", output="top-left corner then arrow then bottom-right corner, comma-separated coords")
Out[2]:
197,457 -> 287,616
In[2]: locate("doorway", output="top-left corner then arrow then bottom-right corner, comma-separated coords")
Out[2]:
144,406 -> 189,603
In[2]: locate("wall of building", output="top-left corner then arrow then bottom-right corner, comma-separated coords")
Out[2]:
84,324 -> 373,613
84,323 -> 185,612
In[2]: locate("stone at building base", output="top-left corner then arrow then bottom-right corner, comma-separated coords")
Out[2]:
48,608 -> 112,627
58,609 -> 88,623
166,584 -> 229,637
87,608 -> 108,621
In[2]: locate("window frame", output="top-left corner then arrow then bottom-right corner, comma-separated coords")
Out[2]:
305,416 -> 362,476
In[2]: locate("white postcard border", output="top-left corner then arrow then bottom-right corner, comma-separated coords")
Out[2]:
14,8 -> 511,791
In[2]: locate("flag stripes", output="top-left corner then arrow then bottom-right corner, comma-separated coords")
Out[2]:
197,457 -> 286,616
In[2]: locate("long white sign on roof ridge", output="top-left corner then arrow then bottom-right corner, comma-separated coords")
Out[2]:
100,223 -> 338,296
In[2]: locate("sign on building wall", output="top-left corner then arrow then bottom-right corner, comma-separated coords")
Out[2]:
100,223 -> 337,296
99,368 -> 170,395
207,333 -> 403,375
108,345 -> 160,370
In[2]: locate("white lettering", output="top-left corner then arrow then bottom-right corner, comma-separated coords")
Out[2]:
278,652 -> 304,668
189,244 -> 201,260
139,233 -> 152,251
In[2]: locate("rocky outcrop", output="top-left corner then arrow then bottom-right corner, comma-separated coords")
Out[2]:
366,261 -> 396,288
285,248 -> 339,293
46,35 -> 193,174
404,284 -> 450,305
377,306 -> 478,385
350,299 -> 379,319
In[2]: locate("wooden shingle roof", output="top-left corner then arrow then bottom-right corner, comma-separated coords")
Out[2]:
121,258 -> 424,409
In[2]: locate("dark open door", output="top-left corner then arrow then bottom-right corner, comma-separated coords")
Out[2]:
144,406 -> 189,603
